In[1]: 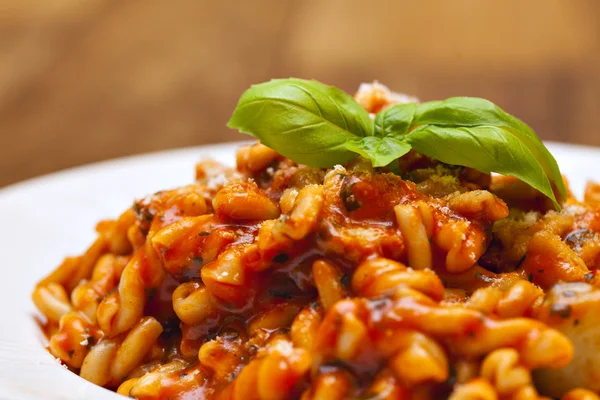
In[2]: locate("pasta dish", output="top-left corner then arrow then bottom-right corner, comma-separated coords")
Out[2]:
33,82 -> 600,399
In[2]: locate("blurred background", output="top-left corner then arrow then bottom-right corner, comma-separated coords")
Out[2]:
0,0 -> 598,187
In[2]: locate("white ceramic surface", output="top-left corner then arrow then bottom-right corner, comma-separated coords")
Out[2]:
0,141 -> 598,399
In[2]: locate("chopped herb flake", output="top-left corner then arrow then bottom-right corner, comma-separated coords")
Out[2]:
268,289 -> 293,299
340,180 -> 361,212
85,335 -> 96,349
272,253 -> 289,264
145,287 -> 158,301
340,274 -> 350,289
583,272 -> 595,282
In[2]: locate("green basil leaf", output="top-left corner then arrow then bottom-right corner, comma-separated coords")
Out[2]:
406,125 -> 560,209
227,78 -> 372,167
345,136 -> 411,167
414,97 -> 566,202
374,103 -> 416,137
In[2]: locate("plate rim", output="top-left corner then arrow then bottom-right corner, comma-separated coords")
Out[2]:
0,140 -> 254,196
2,140 -> 599,196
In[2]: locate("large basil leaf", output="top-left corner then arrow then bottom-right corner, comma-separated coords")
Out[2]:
406,124 -> 560,209
414,97 -> 566,202
227,78 -> 372,167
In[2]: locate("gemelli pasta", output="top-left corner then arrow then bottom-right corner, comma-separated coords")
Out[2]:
33,84 -> 600,399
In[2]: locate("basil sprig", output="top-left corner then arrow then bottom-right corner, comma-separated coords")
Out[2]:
227,78 -> 372,167
228,78 -> 566,209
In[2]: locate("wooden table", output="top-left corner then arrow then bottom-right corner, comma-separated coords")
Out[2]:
0,0 -> 598,187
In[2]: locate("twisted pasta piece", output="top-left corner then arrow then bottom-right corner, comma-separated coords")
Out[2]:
246,184 -> 324,272
97,242 -> 165,337
118,360 -> 201,398
279,188 -> 299,214
290,305 -> 323,352
480,349 -> 535,397
80,316 -> 163,387
276,184 -> 324,241
213,181 -> 280,221
363,368 -> 412,400
466,280 -> 544,318
352,257 -> 444,301
71,254 -> 128,323
312,260 -> 347,311
199,335 -> 247,381
225,336 -> 312,400
437,190 -> 507,272
96,209 -> 137,255
300,371 -> 351,400
435,218 -> 488,273
172,281 -> 221,325
446,190 -> 509,224
32,281 -> 72,323
517,230 -> 589,289
394,203 -> 433,270
236,143 -> 280,174
49,311 -> 101,369
201,244 -> 257,306
437,265 -> 523,294
448,378 -> 498,400
151,214 -> 238,278
248,303 -> 302,338
376,328 -> 449,387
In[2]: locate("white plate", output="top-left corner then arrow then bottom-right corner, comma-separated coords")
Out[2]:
0,141 -> 598,399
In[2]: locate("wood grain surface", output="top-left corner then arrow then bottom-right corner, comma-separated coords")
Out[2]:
0,0 -> 598,187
